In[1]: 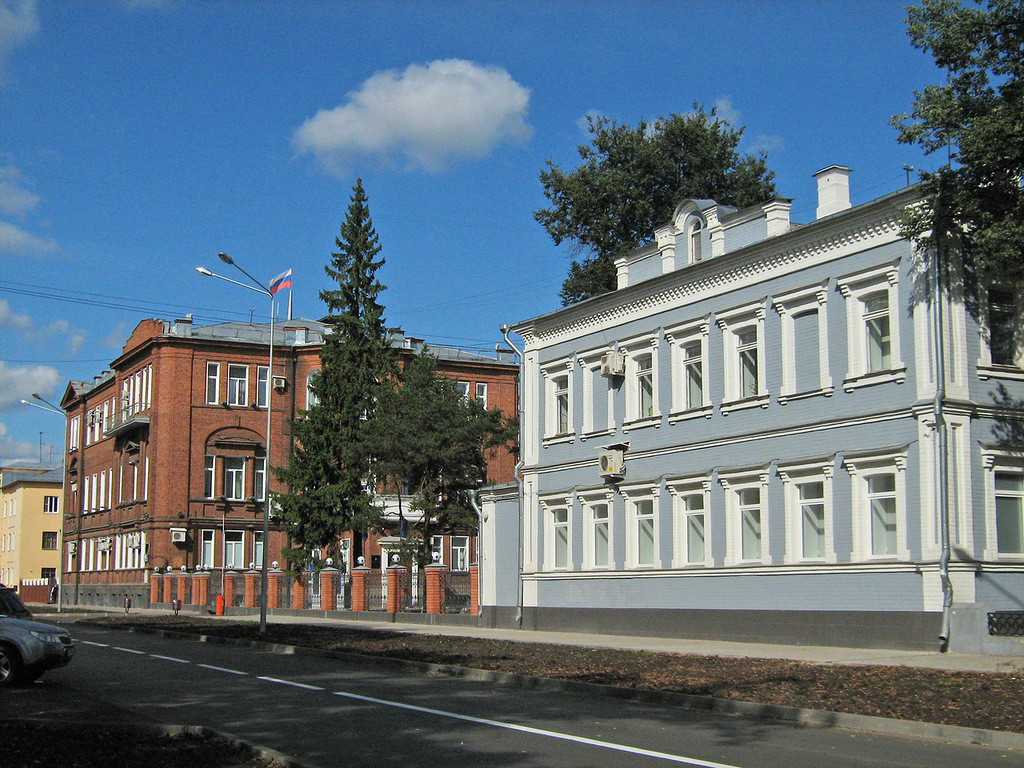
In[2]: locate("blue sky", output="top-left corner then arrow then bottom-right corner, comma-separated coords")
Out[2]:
0,0 -> 941,464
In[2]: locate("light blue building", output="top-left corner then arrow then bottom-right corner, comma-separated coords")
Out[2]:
480,167 -> 1024,653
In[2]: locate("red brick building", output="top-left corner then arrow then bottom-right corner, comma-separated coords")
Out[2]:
60,316 -> 518,607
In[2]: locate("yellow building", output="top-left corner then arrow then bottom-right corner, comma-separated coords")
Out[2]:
1,466 -> 63,591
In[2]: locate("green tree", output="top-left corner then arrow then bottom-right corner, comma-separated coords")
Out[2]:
892,0 -> 1024,294
274,179 -> 396,567
366,352 -> 516,564
535,106 -> 777,304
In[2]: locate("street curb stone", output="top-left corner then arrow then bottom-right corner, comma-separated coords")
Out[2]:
86,620 -> 1024,754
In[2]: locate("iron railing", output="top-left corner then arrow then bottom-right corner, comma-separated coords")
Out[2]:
988,611 -> 1024,637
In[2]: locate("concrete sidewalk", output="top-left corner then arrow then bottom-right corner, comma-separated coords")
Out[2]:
44,605 -> 1024,675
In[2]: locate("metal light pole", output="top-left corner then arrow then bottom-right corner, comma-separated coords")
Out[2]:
19,394 -> 67,613
197,253 -> 275,635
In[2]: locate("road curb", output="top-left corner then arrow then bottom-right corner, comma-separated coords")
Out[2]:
84,620 -> 1024,753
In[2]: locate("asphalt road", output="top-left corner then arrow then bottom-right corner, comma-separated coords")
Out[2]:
5,623 -> 1019,768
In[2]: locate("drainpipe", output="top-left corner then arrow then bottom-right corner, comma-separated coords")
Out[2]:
469,489 -> 484,618
933,213 -> 953,652
501,324 -> 526,629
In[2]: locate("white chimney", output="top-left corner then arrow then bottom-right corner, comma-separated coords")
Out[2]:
813,165 -> 852,219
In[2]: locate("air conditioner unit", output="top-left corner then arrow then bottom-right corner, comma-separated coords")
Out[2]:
67,542 -> 77,555
598,448 -> 625,479
97,537 -> 111,551
600,351 -> 625,377
272,376 -> 287,391
170,528 -> 187,543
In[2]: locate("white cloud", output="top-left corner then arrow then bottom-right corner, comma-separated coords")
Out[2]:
748,133 -> 786,154
0,164 -> 39,216
0,359 -> 59,410
103,321 -> 131,349
0,219 -> 57,256
576,109 -> 606,135
294,59 -> 532,174
0,298 -> 31,330
712,96 -> 742,126
0,0 -> 39,83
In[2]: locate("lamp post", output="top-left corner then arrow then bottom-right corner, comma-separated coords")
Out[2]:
19,394 -> 66,613
196,253 -> 275,635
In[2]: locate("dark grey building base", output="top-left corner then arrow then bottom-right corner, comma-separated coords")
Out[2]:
518,607 -> 944,651
70,583 -> 150,610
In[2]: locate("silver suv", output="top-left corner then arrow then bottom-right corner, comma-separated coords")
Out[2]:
0,585 -> 75,686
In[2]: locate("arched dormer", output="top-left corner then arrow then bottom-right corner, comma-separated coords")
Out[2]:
203,426 -> 266,503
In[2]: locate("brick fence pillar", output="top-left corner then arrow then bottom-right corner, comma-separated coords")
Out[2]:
223,571 -> 237,607
176,572 -> 189,603
469,563 -> 479,616
386,565 -> 405,614
267,569 -> 282,610
192,571 -> 209,607
425,563 -> 447,615
351,566 -> 369,612
150,571 -> 162,604
292,575 -> 306,610
319,567 -> 338,611
243,570 -> 258,608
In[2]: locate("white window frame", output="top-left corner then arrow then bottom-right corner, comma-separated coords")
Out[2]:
206,362 -> 220,405
204,455 -> 216,498
837,261 -> 906,391
68,415 -> 80,451
773,281 -> 833,403
306,370 -> 320,409
978,287 -> 1024,379
667,476 -> 711,568
254,530 -> 265,570
542,359 -> 574,443
224,530 -> 245,570
227,365 -> 249,406
455,381 -> 471,401
450,536 -> 469,572
200,529 -> 215,569
254,456 -> 266,502
223,457 -> 246,501
577,349 -> 616,439
688,216 -> 704,264
475,382 -> 487,404
666,319 -> 712,422
717,302 -> 768,413
844,449 -> 909,561
43,495 -> 59,514
982,450 -> 1024,560
621,484 -> 660,569
719,468 -> 771,566
778,459 -> 836,564
580,490 -> 614,570
540,494 -> 572,571
621,335 -> 660,428
256,365 -> 270,408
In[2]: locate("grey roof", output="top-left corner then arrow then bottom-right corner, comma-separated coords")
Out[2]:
1,466 -> 63,490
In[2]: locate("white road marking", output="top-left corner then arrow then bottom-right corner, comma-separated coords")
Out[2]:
149,654 -> 189,663
198,664 -> 248,675
112,646 -> 146,654
331,690 -> 745,768
258,676 -> 324,691
81,641 -> 109,647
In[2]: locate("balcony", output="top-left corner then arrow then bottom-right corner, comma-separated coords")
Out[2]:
105,407 -> 151,438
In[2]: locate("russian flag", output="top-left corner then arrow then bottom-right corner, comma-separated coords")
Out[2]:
269,268 -> 292,295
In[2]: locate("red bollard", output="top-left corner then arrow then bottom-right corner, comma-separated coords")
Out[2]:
215,594 -> 224,616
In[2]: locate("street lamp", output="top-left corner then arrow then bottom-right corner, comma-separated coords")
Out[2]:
196,253 -> 275,635
19,393 -> 66,613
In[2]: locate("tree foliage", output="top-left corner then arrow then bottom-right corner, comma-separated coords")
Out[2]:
274,179 -> 395,567
365,352 -> 516,564
892,0 -> 1024,296
535,106 -> 777,304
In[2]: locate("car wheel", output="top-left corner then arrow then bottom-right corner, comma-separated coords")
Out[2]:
0,643 -> 24,687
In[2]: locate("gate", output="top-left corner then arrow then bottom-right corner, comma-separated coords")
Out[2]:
397,570 -> 426,612
441,570 -> 471,614
365,570 -> 386,611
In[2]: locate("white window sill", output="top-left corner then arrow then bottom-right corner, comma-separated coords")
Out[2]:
720,394 -> 769,415
977,364 -> 1024,381
542,432 -> 576,447
668,405 -> 713,424
777,385 -> 835,405
842,367 -> 907,392
622,415 -> 661,432
579,427 -> 616,442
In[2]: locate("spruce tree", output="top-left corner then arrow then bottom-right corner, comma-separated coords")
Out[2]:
275,179 -> 396,566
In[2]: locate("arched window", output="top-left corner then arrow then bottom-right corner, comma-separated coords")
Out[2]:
689,218 -> 703,263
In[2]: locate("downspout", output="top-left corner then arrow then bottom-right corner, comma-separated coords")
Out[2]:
469,489 -> 483,618
501,324 -> 525,629
933,207 -> 953,652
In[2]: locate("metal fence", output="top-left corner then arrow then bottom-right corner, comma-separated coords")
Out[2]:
988,611 -> 1024,636
225,573 -> 245,607
306,571 -> 320,610
336,572 -> 352,611
365,571 -> 386,611
397,571 -> 427,613
441,570 -> 471,614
